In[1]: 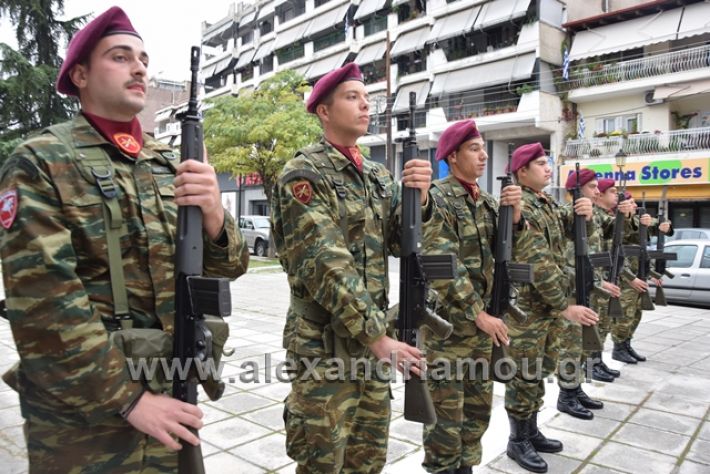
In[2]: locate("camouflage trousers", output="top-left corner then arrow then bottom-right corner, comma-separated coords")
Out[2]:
611,286 -> 642,342
504,312 -> 563,420
23,410 -> 175,474
283,353 -> 390,474
556,317 -> 585,388
422,332 -> 494,473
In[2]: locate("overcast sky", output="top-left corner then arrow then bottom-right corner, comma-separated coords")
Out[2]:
0,0 -> 247,80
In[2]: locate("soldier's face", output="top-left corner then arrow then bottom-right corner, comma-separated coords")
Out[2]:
449,137 -> 487,181
71,34 -> 149,121
598,187 -> 618,209
518,156 -> 551,191
320,81 -> 370,141
581,180 -> 600,200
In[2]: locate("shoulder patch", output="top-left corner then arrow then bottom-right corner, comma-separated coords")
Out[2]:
0,188 -> 18,230
291,180 -> 314,204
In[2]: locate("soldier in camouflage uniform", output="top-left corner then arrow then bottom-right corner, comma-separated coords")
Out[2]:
270,62 -> 436,474
611,193 -> 671,364
420,120 -> 525,474
0,8 -> 249,473
504,144 -> 599,473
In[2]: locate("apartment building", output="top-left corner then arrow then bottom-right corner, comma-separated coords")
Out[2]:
155,0 -> 575,215
561,0 -> 710,227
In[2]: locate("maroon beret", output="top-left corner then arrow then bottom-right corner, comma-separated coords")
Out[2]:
435,120 -> 481,161
56,6 -> 142,96
510,142 -> 546,173
597,178 -> 616,193
306,62 -> 363,114
564,168 -> 597,190
624,191 -> 632,200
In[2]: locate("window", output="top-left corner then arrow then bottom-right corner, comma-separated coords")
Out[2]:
277,0 -> 306,23
313,29 -> 345,52
668,245 -> 697,268
250,200 -> 269,215
261,54 -> 274,74
315,0 -> 333,7
397,0 -> 425,24
260,20 -> 273,35
240,30 -> 253,46
276,43 -> 304,64
361,59 -> 386,83
364,15 -> 387,36
595,114 -> 641,135
241,64 -> 254,81
396,110 -> 426,130
397,50 -> 427,77
701,245 -> 710,269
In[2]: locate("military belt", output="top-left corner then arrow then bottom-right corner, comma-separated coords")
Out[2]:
289,293 -> 331,325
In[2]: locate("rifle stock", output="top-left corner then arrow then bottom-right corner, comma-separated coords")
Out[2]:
487,148 -> 532,382
397,92 -> 455,424
173,47 -> 231,474
653,186 -> 676,305
635,193 -> 655,311
607,168 -> 628,321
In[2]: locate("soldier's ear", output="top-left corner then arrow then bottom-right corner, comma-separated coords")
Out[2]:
315,103 -> 330,123
69,63 -> 89,91
448,151 -> 457,164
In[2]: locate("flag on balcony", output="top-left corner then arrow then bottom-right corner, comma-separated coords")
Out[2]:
562,47 -> 570,81
578,113 -> 586,139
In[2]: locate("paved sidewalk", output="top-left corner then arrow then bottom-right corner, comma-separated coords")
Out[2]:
0,265 -> 709,473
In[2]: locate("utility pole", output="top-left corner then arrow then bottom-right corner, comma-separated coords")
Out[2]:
385,31 -> 394,176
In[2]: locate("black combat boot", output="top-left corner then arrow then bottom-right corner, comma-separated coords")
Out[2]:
506,415 -> 548,473
626,339 -> 647,362
557,387 -> 594,420
597,352 -> 620,378
456,467 -> 473,474
575,386 -> 604,410
591,362 -> 615,383
612,341 -> 637,364
528,412 -> 563,453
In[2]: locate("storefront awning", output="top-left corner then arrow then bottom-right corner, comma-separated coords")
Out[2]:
653,79 -> 710,101
235,50 -> 255,70
354,41 -> 387,65
258,1 -> 275,20
253,40 -> 275,61
304,3 -> 350,38
392,81 -> 431,113
274,20 -> 312,50
391,27 -> 431,57
676,2 -> 710,41
569,8 -> 683,61
239,10 -> 257,26
354,0 -> 387,21
154,109 -> 173,122
431,53 -> 536,95
475,0 -> 531,31
306,52 -> 350,79
428,7 -> 481,44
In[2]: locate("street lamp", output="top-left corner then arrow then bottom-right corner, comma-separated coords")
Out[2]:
615,149 -> 627,192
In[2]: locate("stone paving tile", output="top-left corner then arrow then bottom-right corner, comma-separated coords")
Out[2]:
627,407 -> 701,436
592,441 -> 678,473
203,451 -> 266,473
205,391 -> 278,416
697,421 -> 710,442
389,414 -> 424,445
592,382 -> 650,406
547,412 -> 620,440
577,463 -> 629,474
686,438 -> 710,465
382,450 -> 422,473
676,460 -> 710,474
0,425 -> 28,474
644,392 -> 710,420
385,437 -> 419,464
0,406 -> 24,430
657,374 -> 710,402
240,404 -> 286,432
199,417 -> 271,450
488,452 -> 582,473
200,403 -> 236,426
229,432 -> 292,471
591,400 -> 636,422
250,379 -> 291,403
612,422 -> 691,456
539,426 -> 602,459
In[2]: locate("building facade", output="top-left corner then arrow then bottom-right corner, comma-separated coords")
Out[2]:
562,0 -> 710,227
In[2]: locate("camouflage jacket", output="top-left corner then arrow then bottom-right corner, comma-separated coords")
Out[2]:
514,186 -> 579,315
271,139 -> 436,358
0,115 -> 249,424
425,176 -> 526,335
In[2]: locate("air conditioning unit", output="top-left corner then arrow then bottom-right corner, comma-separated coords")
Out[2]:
644,90 -> 663,105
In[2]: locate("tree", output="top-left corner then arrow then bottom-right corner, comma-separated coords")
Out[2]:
203,70 -> 321,204
0,0 -> 85,163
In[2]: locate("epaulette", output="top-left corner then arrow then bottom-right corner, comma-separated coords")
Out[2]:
279,169 -> 322,185
0,155 -> 39,183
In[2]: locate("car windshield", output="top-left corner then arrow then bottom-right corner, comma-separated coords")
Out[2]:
253,217 -> 270,228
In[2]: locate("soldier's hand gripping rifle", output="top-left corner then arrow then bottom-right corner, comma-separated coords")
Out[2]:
173,47 -> 232,474
607,169 -> 629,320
651,186 -> 676,306
397,92 -> 455,424
572,163 -> 609,351
486,148 -> 532,382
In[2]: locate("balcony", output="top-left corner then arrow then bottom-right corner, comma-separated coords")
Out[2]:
564,127 -> 710,159
567,44 -> 710,90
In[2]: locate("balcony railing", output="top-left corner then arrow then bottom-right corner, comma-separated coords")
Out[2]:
567,44 -> 710,89
565,127 -> 710,159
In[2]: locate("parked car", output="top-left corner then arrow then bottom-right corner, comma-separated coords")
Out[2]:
648,228 -> 710,251
649,239 -> 710,307
238,215 -> 271,257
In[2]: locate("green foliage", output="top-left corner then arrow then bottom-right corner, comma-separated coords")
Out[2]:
0,0 -> 86,164
203,70 -> 321,202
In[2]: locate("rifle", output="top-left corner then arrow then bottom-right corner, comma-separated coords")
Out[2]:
487,147 -> 532,382
571,163 -> 608,351
173,47 -> 232,474
397,92 -> 455,424
651,185 -> 676,306
606,173 -> 627,320
633,192 -> 656,311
